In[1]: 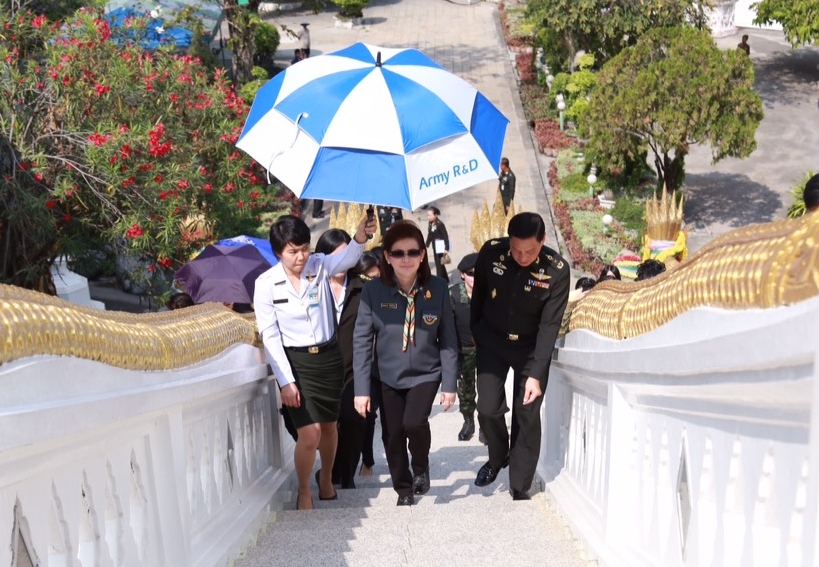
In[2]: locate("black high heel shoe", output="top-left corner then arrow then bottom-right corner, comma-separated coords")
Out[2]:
315,470 -> 338,500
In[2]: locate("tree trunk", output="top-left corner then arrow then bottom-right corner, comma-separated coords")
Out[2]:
224,0 -> 258,84
655,152 -> 685,193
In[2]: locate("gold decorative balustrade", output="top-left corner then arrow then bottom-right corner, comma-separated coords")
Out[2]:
570,212 -> 819,339
0,285 -> 258,369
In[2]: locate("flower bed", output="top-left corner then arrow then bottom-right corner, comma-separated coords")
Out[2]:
534,119 -> 578,156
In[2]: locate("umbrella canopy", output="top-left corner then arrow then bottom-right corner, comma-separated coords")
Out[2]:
175,244 -> 271,304
236,42 -> 509,210
216,235 -> 279,267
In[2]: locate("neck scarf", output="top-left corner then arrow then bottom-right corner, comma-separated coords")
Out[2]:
397,286 -> 418,351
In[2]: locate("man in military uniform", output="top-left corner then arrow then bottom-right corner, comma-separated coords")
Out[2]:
449,252 -> 479,441
498,157 -> 516,214
470,212 -> 569,500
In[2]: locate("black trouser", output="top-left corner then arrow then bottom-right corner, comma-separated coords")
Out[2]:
431,252 -> 448,280
476,343 -> 545,493
312,199 -> 324,217
380,380 -> 440,497
332,380 -> 366,488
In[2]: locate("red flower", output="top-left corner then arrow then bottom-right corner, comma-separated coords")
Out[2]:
158,258 -> 173,269
154,174 -> 163,183
45,200 -> 56,209
237,200 -> 244,208
34,173 -> 43,182
31,14 -> 47,28
126,223 -> 145,238
94,83 -> 111,96
176,179 -> 189,190
203,183 -> 212,193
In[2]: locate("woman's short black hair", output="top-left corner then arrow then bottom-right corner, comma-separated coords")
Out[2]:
598,264 -> 621,282
269,215 -> 311,255
379,220 -> 431,286
428,206 -> 441,217
507,212 -> 546,241
635,259 -> 666,281
315,228 -> 351,255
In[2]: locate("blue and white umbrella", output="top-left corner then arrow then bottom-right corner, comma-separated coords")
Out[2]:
236,42 -> 509,210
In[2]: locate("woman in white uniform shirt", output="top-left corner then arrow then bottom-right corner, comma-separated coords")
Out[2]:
255,214 -> 375,510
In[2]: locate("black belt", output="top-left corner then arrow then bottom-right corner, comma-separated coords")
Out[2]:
285,336 -> 337,354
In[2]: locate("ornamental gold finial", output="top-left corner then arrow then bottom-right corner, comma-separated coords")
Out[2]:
328,202 -> 382,249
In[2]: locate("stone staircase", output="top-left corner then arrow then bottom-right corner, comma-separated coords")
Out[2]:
233,406 -> 595,567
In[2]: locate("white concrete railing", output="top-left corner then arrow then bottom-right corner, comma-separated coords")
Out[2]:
0,344 -> 293,567
540,295 -> 819,567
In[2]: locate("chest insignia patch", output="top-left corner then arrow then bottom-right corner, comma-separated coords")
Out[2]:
425,290 -> 432,299
490,240 -> 500,245
491,288 -> 497,299
555,260 -> 564,270
381,303 -> 398,309
530,271 -> 551,281
527,279 -> 550,289
493,267 -> 504,276
524,285 -> 531,292
422,312 -> 439,325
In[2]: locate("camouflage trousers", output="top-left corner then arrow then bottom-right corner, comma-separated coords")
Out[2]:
457,347 -> 477,416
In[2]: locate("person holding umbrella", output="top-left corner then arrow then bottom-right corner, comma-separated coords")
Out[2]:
254,213 -> 375,511
353,220 -> 458,506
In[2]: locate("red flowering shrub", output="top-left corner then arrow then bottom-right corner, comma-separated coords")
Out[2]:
534,119 -> 578,156
515,52 -> 536,84
0,8 -> 293,290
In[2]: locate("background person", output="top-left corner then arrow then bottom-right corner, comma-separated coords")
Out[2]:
804,174 -> 819,213
353,221 -> 458,506
298,22 -> 311,58
498,157 -> 516,214
425,207 -> 450,279
315,228 -> 381,490
449,252 -> 479,442
597,264 -> 621,282
635,259 -> 666,281
255,213 -> 375,511
470,212 -> 570,500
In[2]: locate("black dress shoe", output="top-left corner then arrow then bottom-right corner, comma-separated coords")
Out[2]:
396,494 -> 414,506
458,416 -> 475,441
412,469 -> 430,495
474,457 -> 509,487
510,488 -> 531,501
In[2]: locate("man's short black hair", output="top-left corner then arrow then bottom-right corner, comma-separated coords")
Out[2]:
575,277 -> 596,292
507,212 -> 546,241
269,215 -> 311,255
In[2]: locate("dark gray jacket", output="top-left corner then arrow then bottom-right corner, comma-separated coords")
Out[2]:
353,276 -> 458,397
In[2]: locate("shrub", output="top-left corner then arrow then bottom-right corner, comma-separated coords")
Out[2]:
519,83 -> 552,123
787,170 -> 815,218
534,118 -> 578,156
333,0 -> 368,18
255,21 -> 280,63
516,52 -> 536,83
560,172 -> 591,195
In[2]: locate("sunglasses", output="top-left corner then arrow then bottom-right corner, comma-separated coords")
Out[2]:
387,248 -> 423,259
464,270 -> 475,277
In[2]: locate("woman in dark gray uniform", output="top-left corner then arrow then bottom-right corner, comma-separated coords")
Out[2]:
352,220 -> 458,506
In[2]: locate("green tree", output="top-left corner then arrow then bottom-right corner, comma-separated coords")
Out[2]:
2,0 -> 96,20
0,8 -> 277,291
527,0 -> 710,71
584,26 -> 763,193
752,0 -> 819,47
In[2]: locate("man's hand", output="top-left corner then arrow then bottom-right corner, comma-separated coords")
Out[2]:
280,383 -> 301,408
440,392 -> 456,411
354,395 -> 371,418
522,377 -> 542,405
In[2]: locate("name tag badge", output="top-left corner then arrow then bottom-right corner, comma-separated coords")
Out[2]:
381,302 -> 398,309
307,289 -> 319,307
273,298 -> 288,304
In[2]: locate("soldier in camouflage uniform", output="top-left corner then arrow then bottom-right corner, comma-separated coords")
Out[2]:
449,253 -> 480,442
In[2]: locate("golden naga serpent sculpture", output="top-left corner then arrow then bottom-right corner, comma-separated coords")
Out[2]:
0,285 -> 258,369
570,212 -> 819,339
1,212 -> 816,367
